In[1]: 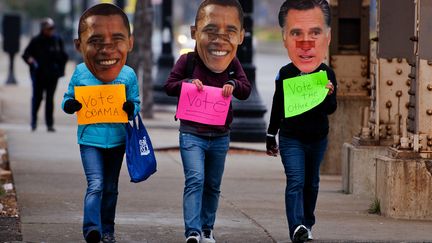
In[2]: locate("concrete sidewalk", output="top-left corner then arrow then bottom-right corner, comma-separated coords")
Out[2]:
0,83 -> 432,242
1,48 -> 432,242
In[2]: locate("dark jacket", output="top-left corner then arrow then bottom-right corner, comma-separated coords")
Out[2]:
267,63 -> 337,142
164,52 -> 251,136
22,33 -> 68,79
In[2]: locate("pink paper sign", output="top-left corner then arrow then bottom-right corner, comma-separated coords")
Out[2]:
176,82 -> 232,125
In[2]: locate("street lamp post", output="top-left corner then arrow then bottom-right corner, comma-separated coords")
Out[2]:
82,0 -> 88,10
5,53 -> 17,85
230,0 -> 267,142
153,0 -> 176,104
2,14 -> 21,85
116,0 -> 125,9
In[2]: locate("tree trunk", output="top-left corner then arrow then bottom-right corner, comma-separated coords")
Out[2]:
128,0 -> 154,118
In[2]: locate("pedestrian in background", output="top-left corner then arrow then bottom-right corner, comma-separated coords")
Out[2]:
266,0 -> 337,242
61,3 -> 139,243
22,17 -> 68,132
164,0 -> 251,242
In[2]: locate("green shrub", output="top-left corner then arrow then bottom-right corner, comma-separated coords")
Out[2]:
368,198 -> 381,215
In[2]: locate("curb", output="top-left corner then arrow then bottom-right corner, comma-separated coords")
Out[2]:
0,129 -> 23,242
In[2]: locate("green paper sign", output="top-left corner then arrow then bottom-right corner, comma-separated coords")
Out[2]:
283,71 -> 328,118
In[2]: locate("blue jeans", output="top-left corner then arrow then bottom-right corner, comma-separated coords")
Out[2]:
278,135 -> 328,239
179,133 -> 230,237
79,144 -> 125,239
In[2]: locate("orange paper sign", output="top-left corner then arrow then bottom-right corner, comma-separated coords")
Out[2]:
75,84 -> 128,125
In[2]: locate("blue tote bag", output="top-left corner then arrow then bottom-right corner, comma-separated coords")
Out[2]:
125,114 -> 157,183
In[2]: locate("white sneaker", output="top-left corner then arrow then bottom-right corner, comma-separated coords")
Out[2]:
201,229 -> 216,243
293,225 -> 309,243
307,228 -> 313,241
186,232 -> 200,243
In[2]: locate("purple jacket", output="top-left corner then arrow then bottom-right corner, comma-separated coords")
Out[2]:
164,52 -> 251,135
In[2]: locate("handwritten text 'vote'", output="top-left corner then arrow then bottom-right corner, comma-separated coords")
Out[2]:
176,83 -> 231,126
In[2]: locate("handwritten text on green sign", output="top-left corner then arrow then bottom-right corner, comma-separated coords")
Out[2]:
283,71 -> 328,118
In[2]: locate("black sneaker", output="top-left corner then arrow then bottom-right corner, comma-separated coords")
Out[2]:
102,233 -> 116,243
292,225 -> 308,243
186,231 -> 200,243
202,229 -> 216,243
86,230 -> 101,243
47,126 -> 56,132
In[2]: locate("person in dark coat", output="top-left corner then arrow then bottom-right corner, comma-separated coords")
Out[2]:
22,17 -> 68,132
266,1 -> 337,242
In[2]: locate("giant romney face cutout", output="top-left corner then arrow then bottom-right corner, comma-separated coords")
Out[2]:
282,7 -> 331,73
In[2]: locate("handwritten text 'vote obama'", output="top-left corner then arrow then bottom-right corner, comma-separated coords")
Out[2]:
75,84 -> 128,124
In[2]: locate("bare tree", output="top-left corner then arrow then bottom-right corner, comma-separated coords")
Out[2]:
128,0 -> 154,118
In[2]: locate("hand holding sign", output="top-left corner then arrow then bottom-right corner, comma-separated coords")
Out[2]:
222,83 -> 234,97
176,82 -> 231,125
283,71 -> 328,118
326,81 -> 335,95
75,84 -> 128,124
190,78 -> 204,91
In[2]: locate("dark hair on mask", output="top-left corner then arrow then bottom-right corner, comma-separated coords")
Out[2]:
78,3 -> 130,39
195,0 -> 244,28
278,0 -> 331,28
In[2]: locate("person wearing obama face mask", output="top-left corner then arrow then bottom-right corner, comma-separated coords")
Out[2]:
266,0 -> 337,242
164,0 -> 251,242
61,4 -> 140,243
